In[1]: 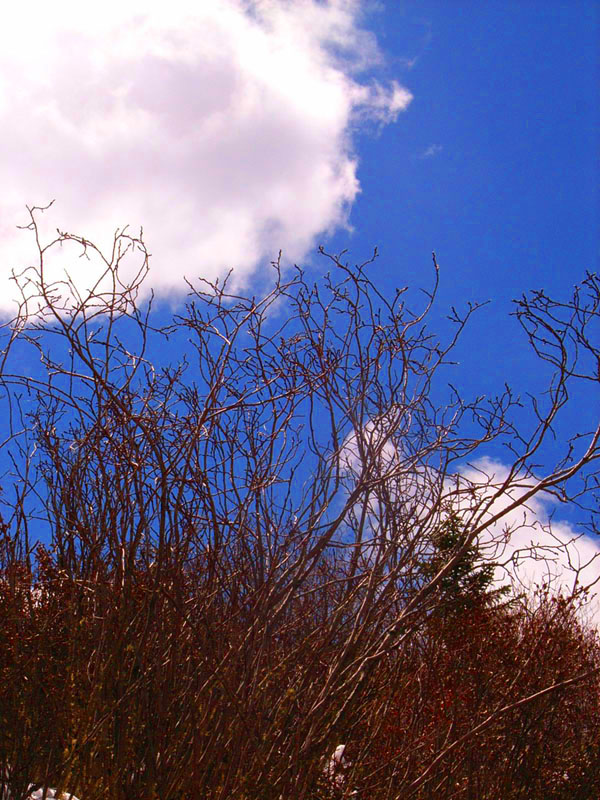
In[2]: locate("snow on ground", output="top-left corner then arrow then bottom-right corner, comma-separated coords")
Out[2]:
2,744 -> 349,799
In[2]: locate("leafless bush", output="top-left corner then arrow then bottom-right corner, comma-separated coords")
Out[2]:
0,207 -> 598,798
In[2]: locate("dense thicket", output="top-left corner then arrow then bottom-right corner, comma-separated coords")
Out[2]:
0,210 -> 599,798
1,557 -> 598,799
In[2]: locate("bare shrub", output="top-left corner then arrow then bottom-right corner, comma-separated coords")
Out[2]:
0,208 -> 598,798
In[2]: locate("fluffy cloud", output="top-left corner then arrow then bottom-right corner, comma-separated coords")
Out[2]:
339,415 -> 600,619
457,458 -> 600,618
0,0 -> 411,316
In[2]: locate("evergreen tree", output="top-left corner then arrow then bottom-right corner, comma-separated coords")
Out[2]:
422,512 -> 508,614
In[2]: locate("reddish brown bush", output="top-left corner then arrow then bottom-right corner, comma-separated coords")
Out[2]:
0,213 -> 599,798
356,591 -> 600,799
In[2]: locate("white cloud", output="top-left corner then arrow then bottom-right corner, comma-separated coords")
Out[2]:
0,0 -> 412,316
338,413 -> 600,622
418,143 -> 442,159
457,457 -> 600,619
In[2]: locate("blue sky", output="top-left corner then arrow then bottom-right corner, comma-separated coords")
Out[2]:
352,0 -> 599,591
0,0 -> 598,596
342,0 -> 598,399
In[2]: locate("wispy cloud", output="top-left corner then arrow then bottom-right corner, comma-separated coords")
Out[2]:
418,143 -> 443,159
399,56 -> 419,70
0,0 -> 412,316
